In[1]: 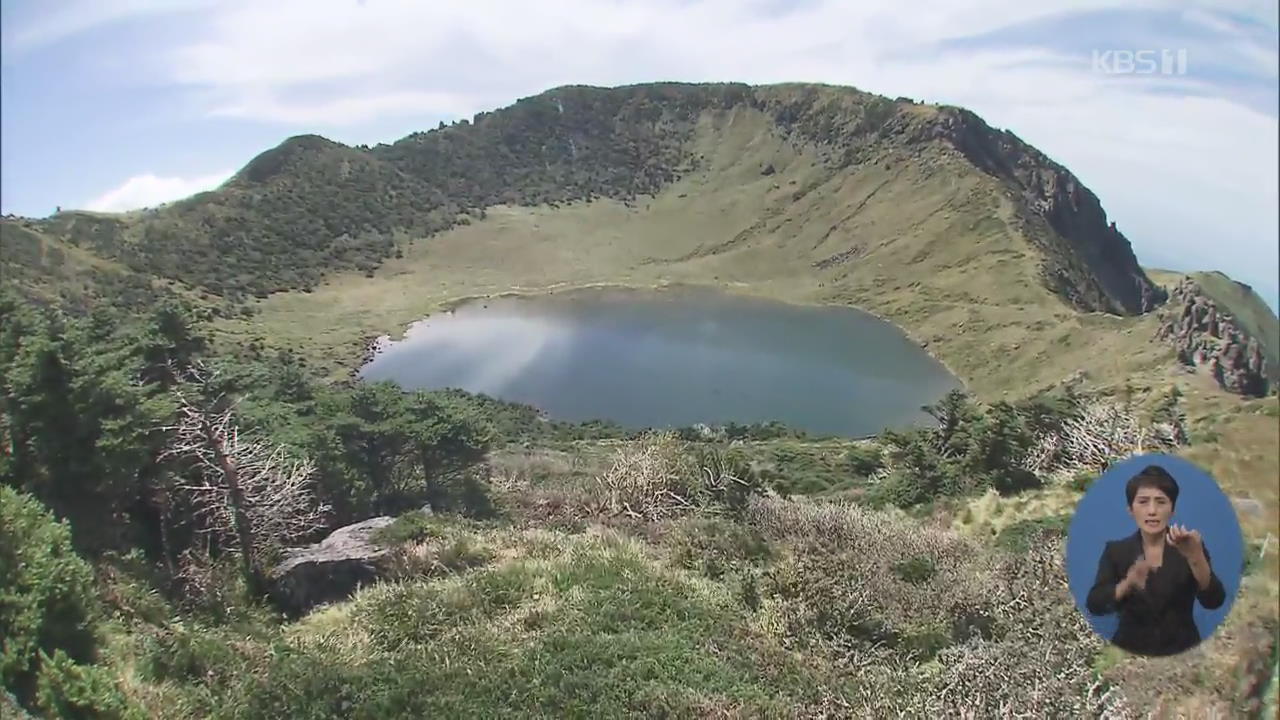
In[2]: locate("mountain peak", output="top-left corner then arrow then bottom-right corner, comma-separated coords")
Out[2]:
233,134 -> 350,185
17,82 -> 1166,317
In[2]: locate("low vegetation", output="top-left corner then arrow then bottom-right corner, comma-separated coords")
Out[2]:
2,81 -> 1276,716
2,275 -> 1276,716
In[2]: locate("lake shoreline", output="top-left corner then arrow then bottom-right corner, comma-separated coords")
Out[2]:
359,279 -> 968,390
355,282 -> 961,438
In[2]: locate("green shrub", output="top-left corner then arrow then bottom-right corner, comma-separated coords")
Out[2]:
1242,539 -> 1265,577
34,649 -> 137,720
988,467 -> 1043,496
995,515 -> 1073,555
845,444 -> 884,477
689,445 -> 764,516
137,624 -> 248,685
667,518 -> 772,579
759,445 -> 849,497
0,487 -> 102,709
96,551 -> 172,626
1069,472 -> 1095,492
873,471 -> 937,509
898,624 -> 952,662
371,511 -> 441,545
891,555 -> 937,584
453,472 -> 499,519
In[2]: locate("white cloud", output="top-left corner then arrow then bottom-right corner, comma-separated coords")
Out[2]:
1,0 -> 212,61
84,169 -> 233,212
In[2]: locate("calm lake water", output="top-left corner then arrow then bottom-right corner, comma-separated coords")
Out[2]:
359,287 -> 961,437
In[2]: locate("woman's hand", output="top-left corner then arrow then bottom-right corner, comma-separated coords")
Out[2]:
1117,556 -> 1152,599
1168,524 -> 1206,564
1169,523 -> 1215,591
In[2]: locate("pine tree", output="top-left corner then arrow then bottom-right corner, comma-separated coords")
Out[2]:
405,392 -> 493,513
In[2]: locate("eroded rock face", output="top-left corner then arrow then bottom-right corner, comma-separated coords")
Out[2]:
1157,277 -> 1270,397
269,516 -> 395,616
915,107 -> 1167,316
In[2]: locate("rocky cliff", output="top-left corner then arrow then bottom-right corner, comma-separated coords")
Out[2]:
913,107 -> 1166,315
1157,276 -> 1272,396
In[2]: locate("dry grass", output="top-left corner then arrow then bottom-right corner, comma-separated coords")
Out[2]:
592,432 -> 702,521
952,485 -> 1082,538
208,103 -> 1278,715
217,104 -> 1173,400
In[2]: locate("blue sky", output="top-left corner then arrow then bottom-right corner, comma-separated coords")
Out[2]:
2,0 -> 1277,309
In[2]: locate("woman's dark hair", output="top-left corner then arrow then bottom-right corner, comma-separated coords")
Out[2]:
1125,465 -> 1180,508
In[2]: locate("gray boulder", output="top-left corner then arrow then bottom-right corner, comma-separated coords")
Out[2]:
269,516 -> 396,616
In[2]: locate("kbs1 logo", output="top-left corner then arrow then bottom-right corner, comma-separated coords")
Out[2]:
1092,49 -> 1189,75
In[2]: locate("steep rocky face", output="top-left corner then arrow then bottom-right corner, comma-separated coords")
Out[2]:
914,108 -> 1165,316
1157,277 -> 1271,397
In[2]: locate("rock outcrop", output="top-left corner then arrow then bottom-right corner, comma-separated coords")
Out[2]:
913,107 -> 1167,316
269,516 -> 396,616
1157,277 -> 1270,397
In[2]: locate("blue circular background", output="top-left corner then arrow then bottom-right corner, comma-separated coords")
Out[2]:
1065,453 -> 1245,644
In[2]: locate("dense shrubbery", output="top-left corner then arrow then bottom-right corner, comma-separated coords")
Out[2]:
869,390 -> 1045,508
0,293 -> 189,552
0,487 -> 134,717
862,386 -> 1189,510
674,419 -> 808,442
0,290 -> 508,598
0,272 -> 1255,717
843,443 -> 884,477
666,517 -> 772,580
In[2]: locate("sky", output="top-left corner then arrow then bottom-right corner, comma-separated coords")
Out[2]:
2,0 -> 1277,309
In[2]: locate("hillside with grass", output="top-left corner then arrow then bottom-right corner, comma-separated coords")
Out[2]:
7,83 -> 1162,311
2,82 -> 1277,718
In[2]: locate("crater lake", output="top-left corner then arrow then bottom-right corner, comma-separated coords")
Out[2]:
359,287 -> 961,437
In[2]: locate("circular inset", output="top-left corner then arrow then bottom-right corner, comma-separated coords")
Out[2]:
1065,453 -> 1244,657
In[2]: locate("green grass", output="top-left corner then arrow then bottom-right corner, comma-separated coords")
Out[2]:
135,530 -> 851,719
12,85 -> 1270,718
994,514 -> 1072,554
214,104 -> 1175,399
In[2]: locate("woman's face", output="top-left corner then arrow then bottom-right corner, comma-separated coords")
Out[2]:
1128,485 -> 1174,536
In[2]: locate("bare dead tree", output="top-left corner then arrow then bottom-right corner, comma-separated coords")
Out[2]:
593,432 -> 697,521
161,363 -> 329,592
1023,398 -> 1184,481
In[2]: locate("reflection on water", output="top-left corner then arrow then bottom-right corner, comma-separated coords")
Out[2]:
360,287 -> 962,437
394,315 -> 575,396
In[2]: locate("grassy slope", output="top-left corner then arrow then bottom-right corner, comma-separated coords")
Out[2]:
0,216 -> 219,313
225,99 -> 1275,550
186,104 -> 1280,714
1,220 -> 133,300
221,105 -> 1174,399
